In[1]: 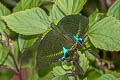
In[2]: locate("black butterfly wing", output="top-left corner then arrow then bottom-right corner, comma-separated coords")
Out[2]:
37,30 -> 73,69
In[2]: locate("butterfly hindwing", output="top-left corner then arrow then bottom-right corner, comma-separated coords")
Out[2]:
37,30 -> 73,69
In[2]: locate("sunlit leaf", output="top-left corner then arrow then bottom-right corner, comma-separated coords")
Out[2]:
78,51 -> 89,73
0,2 -> 11,19
52,66 -> 67,76
89,9 -> 104,27
55,0 -> 87,15
0,2 -> 11,33
13,0 -> 41,12
87,17 -> 120,51
50,4 -> 64,22
3,7 -> 50,35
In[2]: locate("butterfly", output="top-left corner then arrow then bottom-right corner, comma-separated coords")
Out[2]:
37,15 -> 99,71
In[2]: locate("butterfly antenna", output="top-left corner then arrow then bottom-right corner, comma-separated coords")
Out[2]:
78,41 -> 100,58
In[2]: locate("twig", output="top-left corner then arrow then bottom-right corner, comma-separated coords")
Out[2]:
20,54 -> 24,71
96,58 -> 114,70
19,53 -> 24,80
5,34 -> 19,72
0,65 -> 18,74
72,71 -> 78,80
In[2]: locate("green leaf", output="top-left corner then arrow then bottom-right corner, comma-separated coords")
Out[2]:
107,0 -> 120,20
3,7 -> 50,35
72,0 -> 87,14
0,2 -> 11,19
50,4 -> 64,22
97,74 -> 117,80
68,76 -> 75,80
89,9 -> 104,27
83,77 -> 87,80
39,68 -> 54,80
115,78 -> 120,80
86,68 -> 102,80
32,72 -> 40,80
62,62 -> 73,70
0,69 -> 14,80
3,40 -> 18,68
0,21 -> 6,33
87,17 -> 120,51
13,0 -> 41,12
52,66 -> 67,76
2,0 -> 16,7
85,50 -> 95,61
55,0 -> 87,15
105,70 -> 120,78
0,2 -> 11,33
3,56 -> 14,68
78,51 -> 89,73
52,75 -> 69,80
21,39 -> 40,67
12,40 -> 19,60
0,44 -> 9,64
18,35 -> 38,52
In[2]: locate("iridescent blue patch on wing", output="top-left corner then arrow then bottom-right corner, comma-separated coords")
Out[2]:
73,35 -> 83,42
61,46 -> 69,61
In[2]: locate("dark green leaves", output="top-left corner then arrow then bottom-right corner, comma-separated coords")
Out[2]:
56,0 -> 87,15
3,7 -> 50,35
13,0 -> 41,12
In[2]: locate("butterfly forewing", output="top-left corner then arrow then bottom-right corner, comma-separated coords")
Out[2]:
57,15 -> 89,38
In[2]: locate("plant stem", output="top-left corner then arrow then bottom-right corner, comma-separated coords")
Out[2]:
20,54 -> 24,71
5,34 -> 22,80
72,71 -> 77,80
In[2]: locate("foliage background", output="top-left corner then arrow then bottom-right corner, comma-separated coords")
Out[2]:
0,0 -> 120,80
